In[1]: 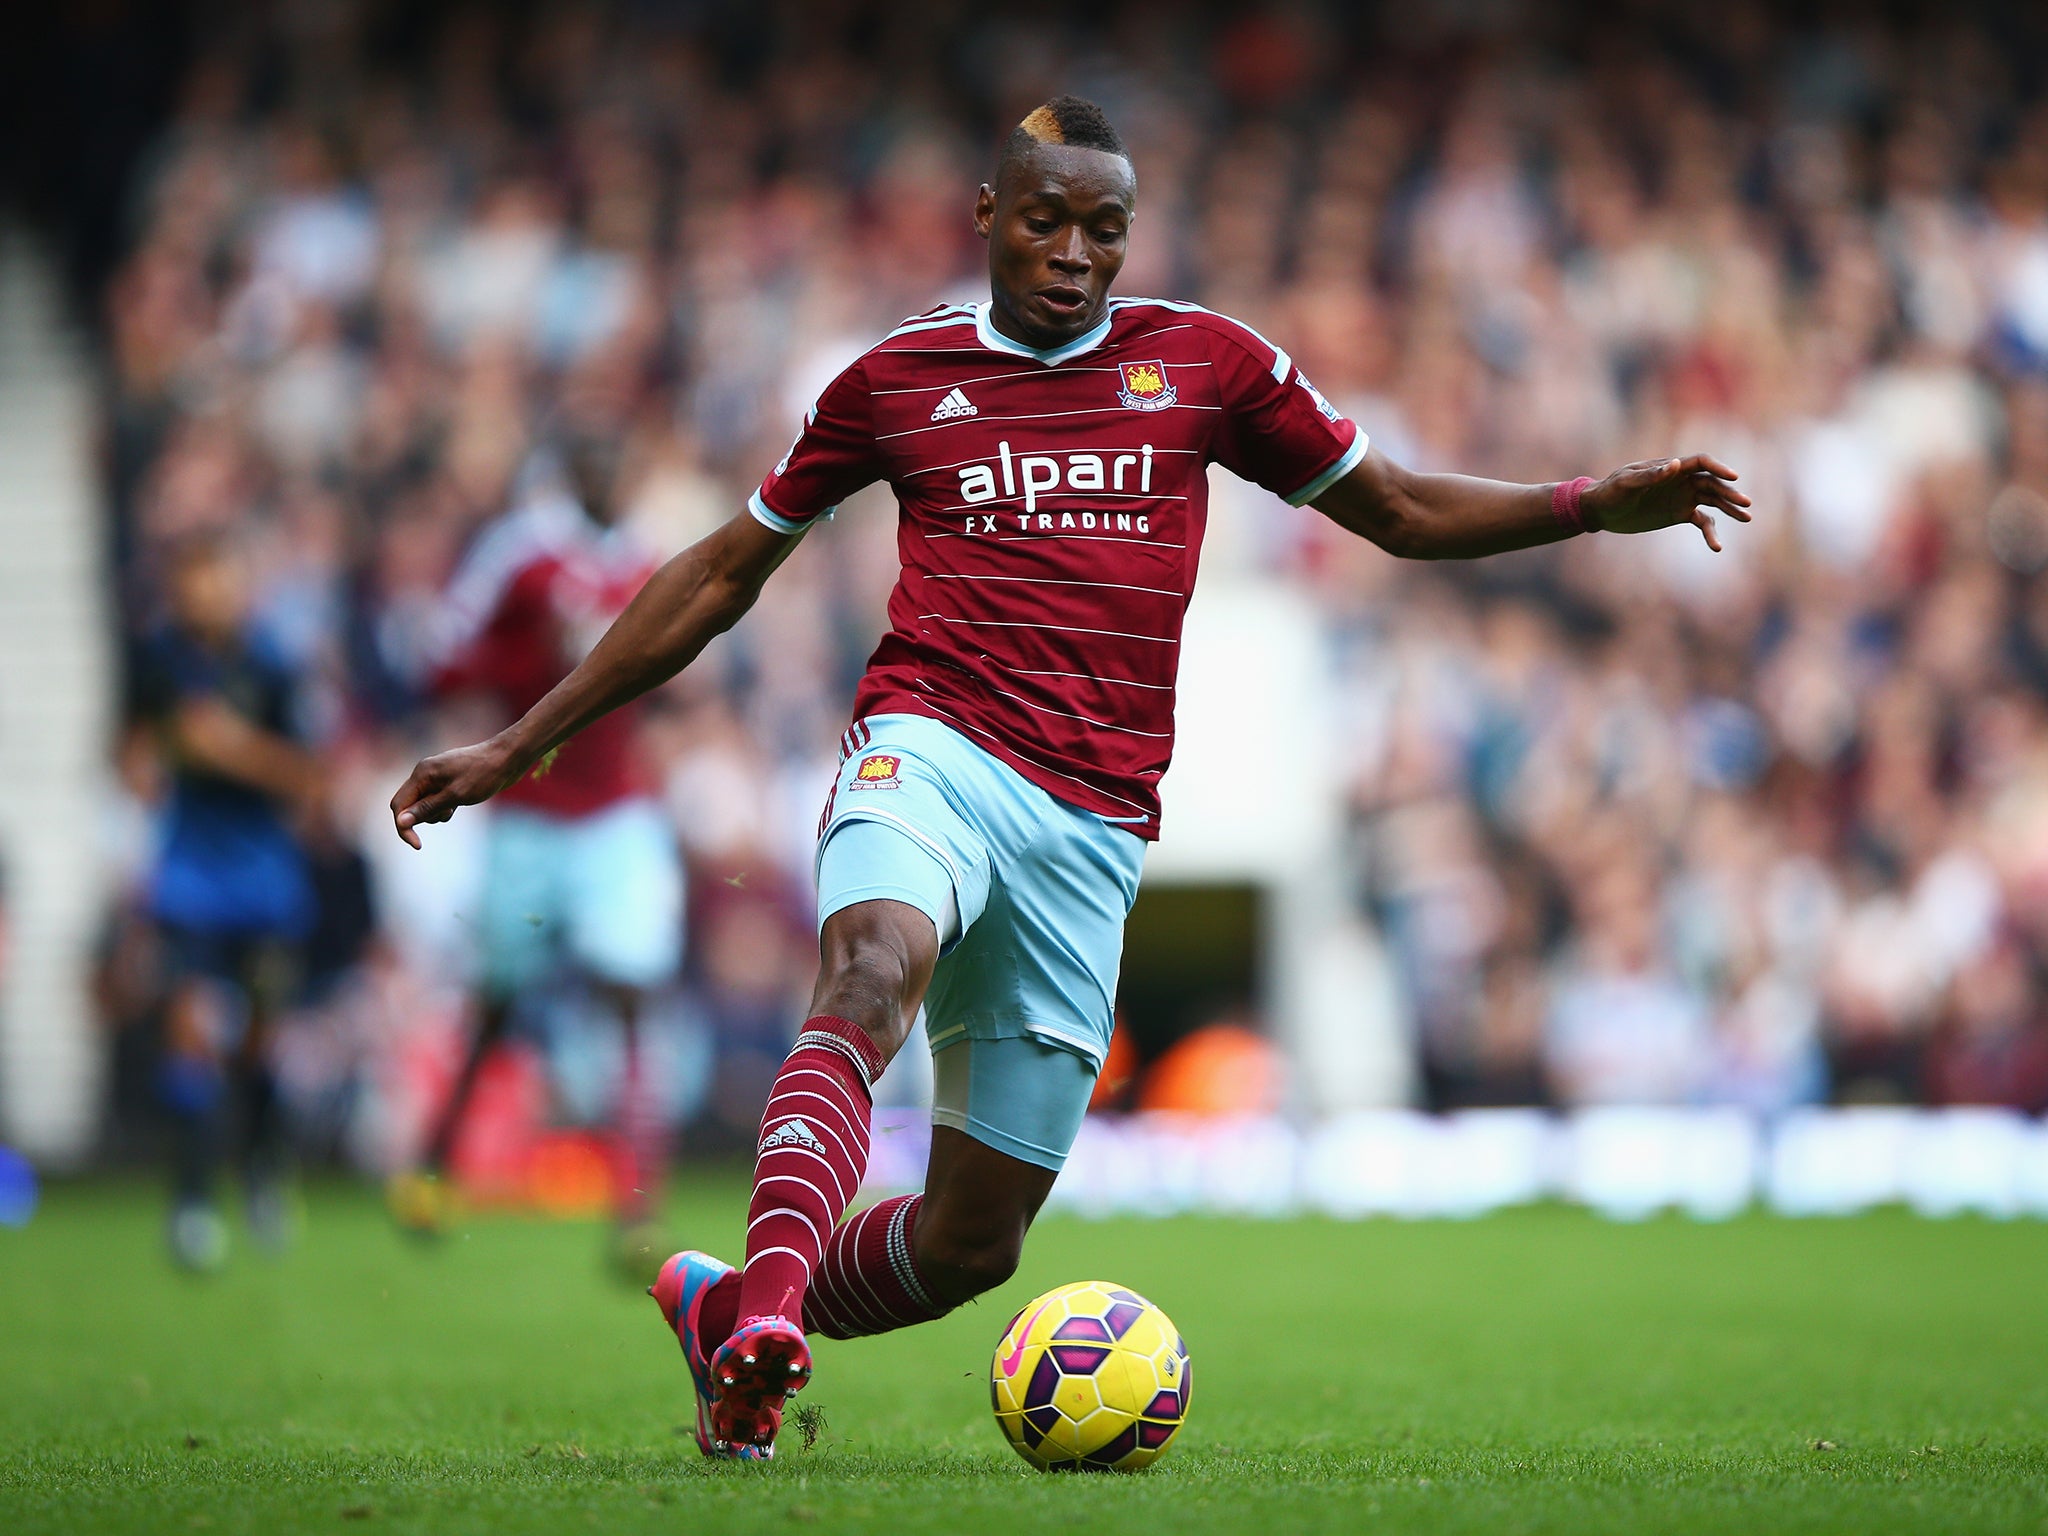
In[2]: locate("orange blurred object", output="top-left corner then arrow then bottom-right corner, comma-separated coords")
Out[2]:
1088,1019 -> 1139,1111
1135,1023 -> 1283,1117
524,1132 -> 618,1218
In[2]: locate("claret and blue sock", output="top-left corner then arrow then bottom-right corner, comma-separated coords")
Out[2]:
657,1014 -> 948,1451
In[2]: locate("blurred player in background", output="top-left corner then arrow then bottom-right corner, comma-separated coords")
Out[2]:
391,97 -> 1749,1454
139,530 -> 324,1271
385,416 -> 683,1277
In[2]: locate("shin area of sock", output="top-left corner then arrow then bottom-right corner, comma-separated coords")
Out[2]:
734,1015 -> 885,1328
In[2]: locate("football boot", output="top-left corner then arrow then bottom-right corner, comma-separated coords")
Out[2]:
650,1251 -> 774,1461
707,1315 -> 812,1451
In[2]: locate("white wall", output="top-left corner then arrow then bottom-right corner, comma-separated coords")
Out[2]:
1146,476 -> 1411,1110
0,226 -> 114,1163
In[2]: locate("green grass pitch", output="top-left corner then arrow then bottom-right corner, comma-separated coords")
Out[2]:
5,1179 -> 2047,1534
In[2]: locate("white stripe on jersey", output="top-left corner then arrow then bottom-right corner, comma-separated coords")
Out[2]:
871,353 -> 1216,394
903,690 -> 1156,815
929,491 -> 1190,512
889,302 -> 976,325
876,402 -> 1220,444
971,684 -> 1175,740
871,364 -> 1114,396
924,530 -> 1190,551
885,317 -> 979,341
994,663 -> 1175,692
1109,296 -> 1292,381
924,572 -> 1184,599
883,305 -> 977,340
917,613 -> 1178,645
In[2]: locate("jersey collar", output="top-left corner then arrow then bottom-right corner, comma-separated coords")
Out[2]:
974,301 -> 1113,365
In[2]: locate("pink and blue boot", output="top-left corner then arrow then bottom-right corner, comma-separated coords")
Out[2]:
708,1316 -> 813,1452
649,1252 -> 773,1461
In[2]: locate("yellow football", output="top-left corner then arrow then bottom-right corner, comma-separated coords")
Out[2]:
989,1280 -> 1191,1471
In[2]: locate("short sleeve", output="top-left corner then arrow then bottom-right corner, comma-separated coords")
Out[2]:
1206,320 -> 1369,506
749,357 -> 883,534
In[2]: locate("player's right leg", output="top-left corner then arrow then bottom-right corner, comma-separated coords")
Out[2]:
235,937 -> 302,1255
389,810 -> 555,1237
796,1034 -> 1093,1336
386,995 -> 510,1236
649,1249 -> 771,1461
676,717 -> 1122,1452
558,797 -> 685,1279
700,894 -> 939,1449
685,736 -> 993,1450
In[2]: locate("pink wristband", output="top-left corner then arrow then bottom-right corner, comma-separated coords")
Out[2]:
1551,476 -> 1596,535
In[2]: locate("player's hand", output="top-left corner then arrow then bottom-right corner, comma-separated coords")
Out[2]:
389,738 -> 520,848
1582,454 -> 1751,551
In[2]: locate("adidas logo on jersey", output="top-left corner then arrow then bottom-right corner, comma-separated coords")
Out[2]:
760,1118 -> 828,1154
930,387 -> 978,421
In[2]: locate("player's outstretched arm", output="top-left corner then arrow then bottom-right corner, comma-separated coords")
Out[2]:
1311,446 -> 1750,561
390,512 -> 798,847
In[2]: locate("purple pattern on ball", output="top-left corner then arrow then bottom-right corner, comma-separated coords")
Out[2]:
1138,1420 -> 1178,1450
1023,1354 -> 1062,1409
1049,1344 -> 1111,1375
1082,1423 -> 1141,1468
1101,1302 -> 1146,1339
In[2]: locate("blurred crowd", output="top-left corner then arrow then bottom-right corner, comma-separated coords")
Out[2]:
82,0 -> 2048,1165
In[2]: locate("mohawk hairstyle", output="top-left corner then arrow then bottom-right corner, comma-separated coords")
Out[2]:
996,94 -> 1130,186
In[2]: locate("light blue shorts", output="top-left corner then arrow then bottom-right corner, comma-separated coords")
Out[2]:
815,714 -> 1146,1170
480,799 -> 684,995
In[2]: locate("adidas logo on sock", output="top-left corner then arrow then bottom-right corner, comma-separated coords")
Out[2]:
929,387 -> 978,421
760,1118 -> 828,1154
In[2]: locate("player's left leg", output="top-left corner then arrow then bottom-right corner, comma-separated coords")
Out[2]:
912,1123 -> 1059,1301
593,976 -> 670,1278
235,936 -> 300,1254
159,942 -> 233,1272
416,997 -> 513,1181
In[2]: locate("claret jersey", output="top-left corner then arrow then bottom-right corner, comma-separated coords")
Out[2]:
434,497 -> 657,817
751,298 -> 1368,838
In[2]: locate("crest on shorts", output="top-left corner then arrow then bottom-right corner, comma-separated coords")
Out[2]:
851,753 -> 901,789
1117,360 -> 1177,412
